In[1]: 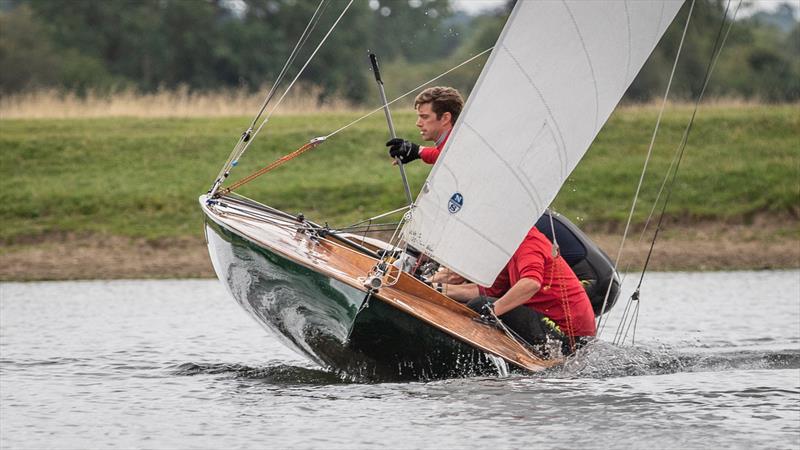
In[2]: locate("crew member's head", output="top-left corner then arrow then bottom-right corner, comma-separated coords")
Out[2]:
414,86 -> 464,142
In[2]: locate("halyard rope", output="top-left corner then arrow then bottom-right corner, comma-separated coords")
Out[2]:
546,210 -> 576,353
220,139 -> 324,194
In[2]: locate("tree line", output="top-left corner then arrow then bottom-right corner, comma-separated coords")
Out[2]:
1,0 -> 797,103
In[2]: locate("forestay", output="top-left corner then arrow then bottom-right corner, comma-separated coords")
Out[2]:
402,0 -> 684,286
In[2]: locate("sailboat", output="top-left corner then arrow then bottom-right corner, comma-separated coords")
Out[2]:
200,0 -> 685,380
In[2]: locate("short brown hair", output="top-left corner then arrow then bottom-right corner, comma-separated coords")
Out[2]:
414,86 -> 464,124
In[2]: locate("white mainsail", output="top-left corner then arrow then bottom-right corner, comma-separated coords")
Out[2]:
402,0 -> 684,286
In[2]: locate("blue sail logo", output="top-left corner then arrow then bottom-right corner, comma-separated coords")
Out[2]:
448,192 -> 463,214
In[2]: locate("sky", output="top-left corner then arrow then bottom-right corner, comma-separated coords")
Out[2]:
451,0 -> 505,15
451,0 -> 800,18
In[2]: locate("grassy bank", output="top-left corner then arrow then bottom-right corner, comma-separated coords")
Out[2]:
2,104 -> 797,245
1,104 -> 798,280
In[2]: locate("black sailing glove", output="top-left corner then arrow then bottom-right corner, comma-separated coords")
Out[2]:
386,138 -> 420,164
473,302 -> 502,329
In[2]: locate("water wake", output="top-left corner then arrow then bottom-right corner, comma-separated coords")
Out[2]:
552,341 -> 800,379
168,361 -> 349,384
164,344 -> 799,384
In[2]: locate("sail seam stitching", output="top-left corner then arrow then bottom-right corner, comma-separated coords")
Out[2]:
562,0 -> 600,134
518,123 -> 555,209
500,44 -> 569,180
462,121 -> 543,217
623,0 -> 632,85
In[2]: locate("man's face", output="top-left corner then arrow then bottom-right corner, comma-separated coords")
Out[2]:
416,102 -> 452,142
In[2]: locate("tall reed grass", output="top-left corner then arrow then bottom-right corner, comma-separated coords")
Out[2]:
0,85 -> 359,119
1,86 -> 772,119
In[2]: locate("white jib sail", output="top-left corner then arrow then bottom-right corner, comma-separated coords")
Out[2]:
402,0 -> 684,286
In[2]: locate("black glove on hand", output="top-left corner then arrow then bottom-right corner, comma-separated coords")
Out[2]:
472,302 -> 501,329
386,138 -> 420,164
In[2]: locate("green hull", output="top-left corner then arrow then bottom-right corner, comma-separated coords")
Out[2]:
204,219 -> 501,381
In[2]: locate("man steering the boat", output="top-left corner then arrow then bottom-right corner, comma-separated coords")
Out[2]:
433,226 -> 597,357
385,86 -> 463,165
390,86 -> 599,356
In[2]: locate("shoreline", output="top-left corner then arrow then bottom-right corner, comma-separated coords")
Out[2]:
2,222 -> 797,282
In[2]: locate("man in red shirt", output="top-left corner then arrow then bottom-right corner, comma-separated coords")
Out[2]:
386,86 -> 463,164
438,226 -> 597,356
392,87 -> 596,355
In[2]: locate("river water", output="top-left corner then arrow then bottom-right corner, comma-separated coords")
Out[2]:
1,271 -> 798,449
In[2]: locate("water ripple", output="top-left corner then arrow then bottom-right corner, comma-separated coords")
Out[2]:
548,341 -> 800,379
161,346 -> 800,385
167,361 -> 349,384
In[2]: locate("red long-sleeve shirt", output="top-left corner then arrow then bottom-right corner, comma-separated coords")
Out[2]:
479,227 -> 597,337
418,130 -> 451,164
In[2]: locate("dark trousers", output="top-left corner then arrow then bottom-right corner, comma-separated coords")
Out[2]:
467,296 -> 589,358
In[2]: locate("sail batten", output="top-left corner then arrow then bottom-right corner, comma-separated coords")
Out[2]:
402,0 -> 684,286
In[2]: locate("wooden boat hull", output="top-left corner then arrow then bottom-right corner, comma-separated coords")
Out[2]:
201,194 -> 559,380
205,220 -> 501,380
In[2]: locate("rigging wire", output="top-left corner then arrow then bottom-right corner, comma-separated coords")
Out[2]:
214,48 -> 494,194
637,148 -> 681,243
329,224 -> 402,233
613,0 -> 743,346
367,208 -> 413,288
344,205 -> 411,228
484,306 -> 551,362
213,0 -> 329,190
323,47 -> 494,139
210,0 -> 349,195
595,0 -> 696,335
247,0 -> 330,132
331,205 -> 411,235
234,0 -> 354,156
636,3 -> 741,245
218,32 -> 485,275
217,0 -> 331,180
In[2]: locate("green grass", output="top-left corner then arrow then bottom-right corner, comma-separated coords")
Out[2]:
1,105 -> 798,243
557,105 -> 800,224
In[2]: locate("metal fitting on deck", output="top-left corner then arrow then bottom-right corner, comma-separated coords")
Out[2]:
363,275 -> 383,291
